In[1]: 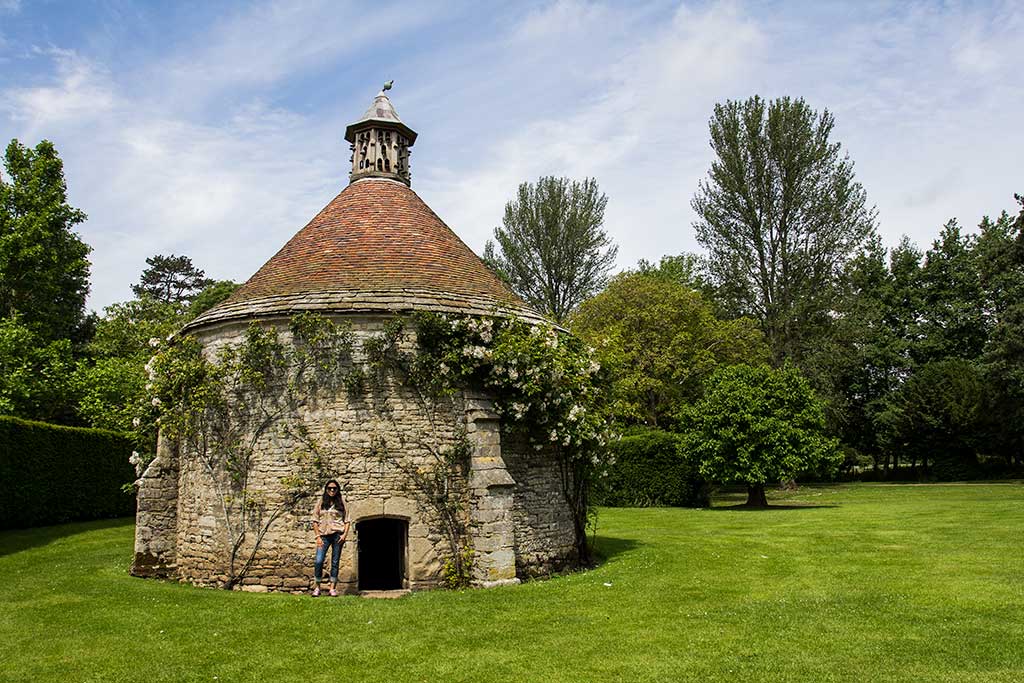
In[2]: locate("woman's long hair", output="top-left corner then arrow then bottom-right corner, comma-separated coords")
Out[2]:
320,479 -> 344,513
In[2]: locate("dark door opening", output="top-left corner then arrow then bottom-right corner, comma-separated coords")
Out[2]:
357,517 -> 407,591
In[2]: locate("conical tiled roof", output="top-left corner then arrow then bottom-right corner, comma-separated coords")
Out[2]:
186,178 -> 543,331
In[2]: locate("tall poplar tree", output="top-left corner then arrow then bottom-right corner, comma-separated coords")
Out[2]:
484,176 -> 617,323
691,96 -> 877,365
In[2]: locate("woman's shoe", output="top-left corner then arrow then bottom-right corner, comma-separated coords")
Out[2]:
311,587 -> 320,597
329,587 -> 338,597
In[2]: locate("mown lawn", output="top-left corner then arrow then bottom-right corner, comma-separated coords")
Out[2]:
1,483 -> 1022,682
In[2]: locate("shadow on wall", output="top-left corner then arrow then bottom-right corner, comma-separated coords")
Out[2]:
0,517 -> 133,559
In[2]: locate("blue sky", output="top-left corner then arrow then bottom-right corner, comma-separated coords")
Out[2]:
1,0 -> 1022,312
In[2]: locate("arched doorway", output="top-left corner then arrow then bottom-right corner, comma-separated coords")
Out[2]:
356,517 -> 408,591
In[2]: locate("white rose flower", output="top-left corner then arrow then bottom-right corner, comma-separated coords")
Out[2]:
151,397 -> 162,407
132,417 -> 141,428
148,337 -> 161,348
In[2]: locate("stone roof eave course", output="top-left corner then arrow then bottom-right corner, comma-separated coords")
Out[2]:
183,288 -> 551,333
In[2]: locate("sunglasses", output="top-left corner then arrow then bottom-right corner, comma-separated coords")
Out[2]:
326,486 -> 338,491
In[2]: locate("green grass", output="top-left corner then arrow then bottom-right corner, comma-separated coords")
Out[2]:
2,483 -> 1022,682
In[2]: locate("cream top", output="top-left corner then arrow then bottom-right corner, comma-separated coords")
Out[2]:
311,501 -> 348,536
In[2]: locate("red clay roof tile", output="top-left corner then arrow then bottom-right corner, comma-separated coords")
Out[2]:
188,178 -> 539,329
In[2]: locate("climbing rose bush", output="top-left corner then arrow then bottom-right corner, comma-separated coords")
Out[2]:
414,312 -> 613,467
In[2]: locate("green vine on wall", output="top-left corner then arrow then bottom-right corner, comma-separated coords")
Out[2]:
141,313 -> 355,589
411,312 -> 613,564
361,319 -> 476,587
137,310 -> 611,589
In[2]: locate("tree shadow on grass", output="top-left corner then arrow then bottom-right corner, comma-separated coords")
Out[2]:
591,535 -> 642,564
0,517 -> 134,558
709,504 -> 839,511
711,489 -> 838,511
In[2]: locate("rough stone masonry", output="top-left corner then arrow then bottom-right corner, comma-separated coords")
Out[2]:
131,85 -> 578,593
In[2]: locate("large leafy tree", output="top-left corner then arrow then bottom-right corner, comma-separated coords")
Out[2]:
683,363 -> 839,507
73,276 -> 237,433
484,176 -> 617,323
72,297 -> 182,432
0,139 -> 91,340
132,254 -> 214,304
914,221 -> 987,365
571,272 -> 765,427
691,96 -> 877,365
875,359 -> 984,479
187,279 -> 239,320
976,196 -> 1024,468
634,253 -> 707,291
807,236 -> 920,471
0,315 -> 77,422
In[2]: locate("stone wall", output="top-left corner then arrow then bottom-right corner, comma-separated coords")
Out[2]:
131,433 -> 179,578
502,431 -> 578,577
132,313 -> 576,593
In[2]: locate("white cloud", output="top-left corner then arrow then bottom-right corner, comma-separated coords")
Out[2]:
420,0 -> 1024,268
2,0 -> 1022,315
157,0 -> 434,107
0,1 -> 433,311
418,1 -> 765,270
2,48 -> 115,129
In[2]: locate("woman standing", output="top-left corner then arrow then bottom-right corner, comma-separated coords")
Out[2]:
311,479 -> 349,597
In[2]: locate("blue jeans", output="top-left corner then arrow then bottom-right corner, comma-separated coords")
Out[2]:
314,532 -> 343,584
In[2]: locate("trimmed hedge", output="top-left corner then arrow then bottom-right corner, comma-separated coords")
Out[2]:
596,427 -> 710,507
0,416 -> 136,529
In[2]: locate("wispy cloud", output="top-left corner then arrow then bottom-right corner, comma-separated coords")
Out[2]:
1,0 -> 1022,313
421,0 -> 1024,265
2,48 -> 115,128
157,1 -> 434,107
0,1 -> 435,310
420,1 -> 766,266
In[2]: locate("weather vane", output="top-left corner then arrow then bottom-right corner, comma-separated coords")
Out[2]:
382,80 -> 394,92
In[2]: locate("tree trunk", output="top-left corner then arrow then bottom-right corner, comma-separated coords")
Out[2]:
744,483 -> 768,507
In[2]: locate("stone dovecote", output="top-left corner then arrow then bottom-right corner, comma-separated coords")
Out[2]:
131,85 -> 577,594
